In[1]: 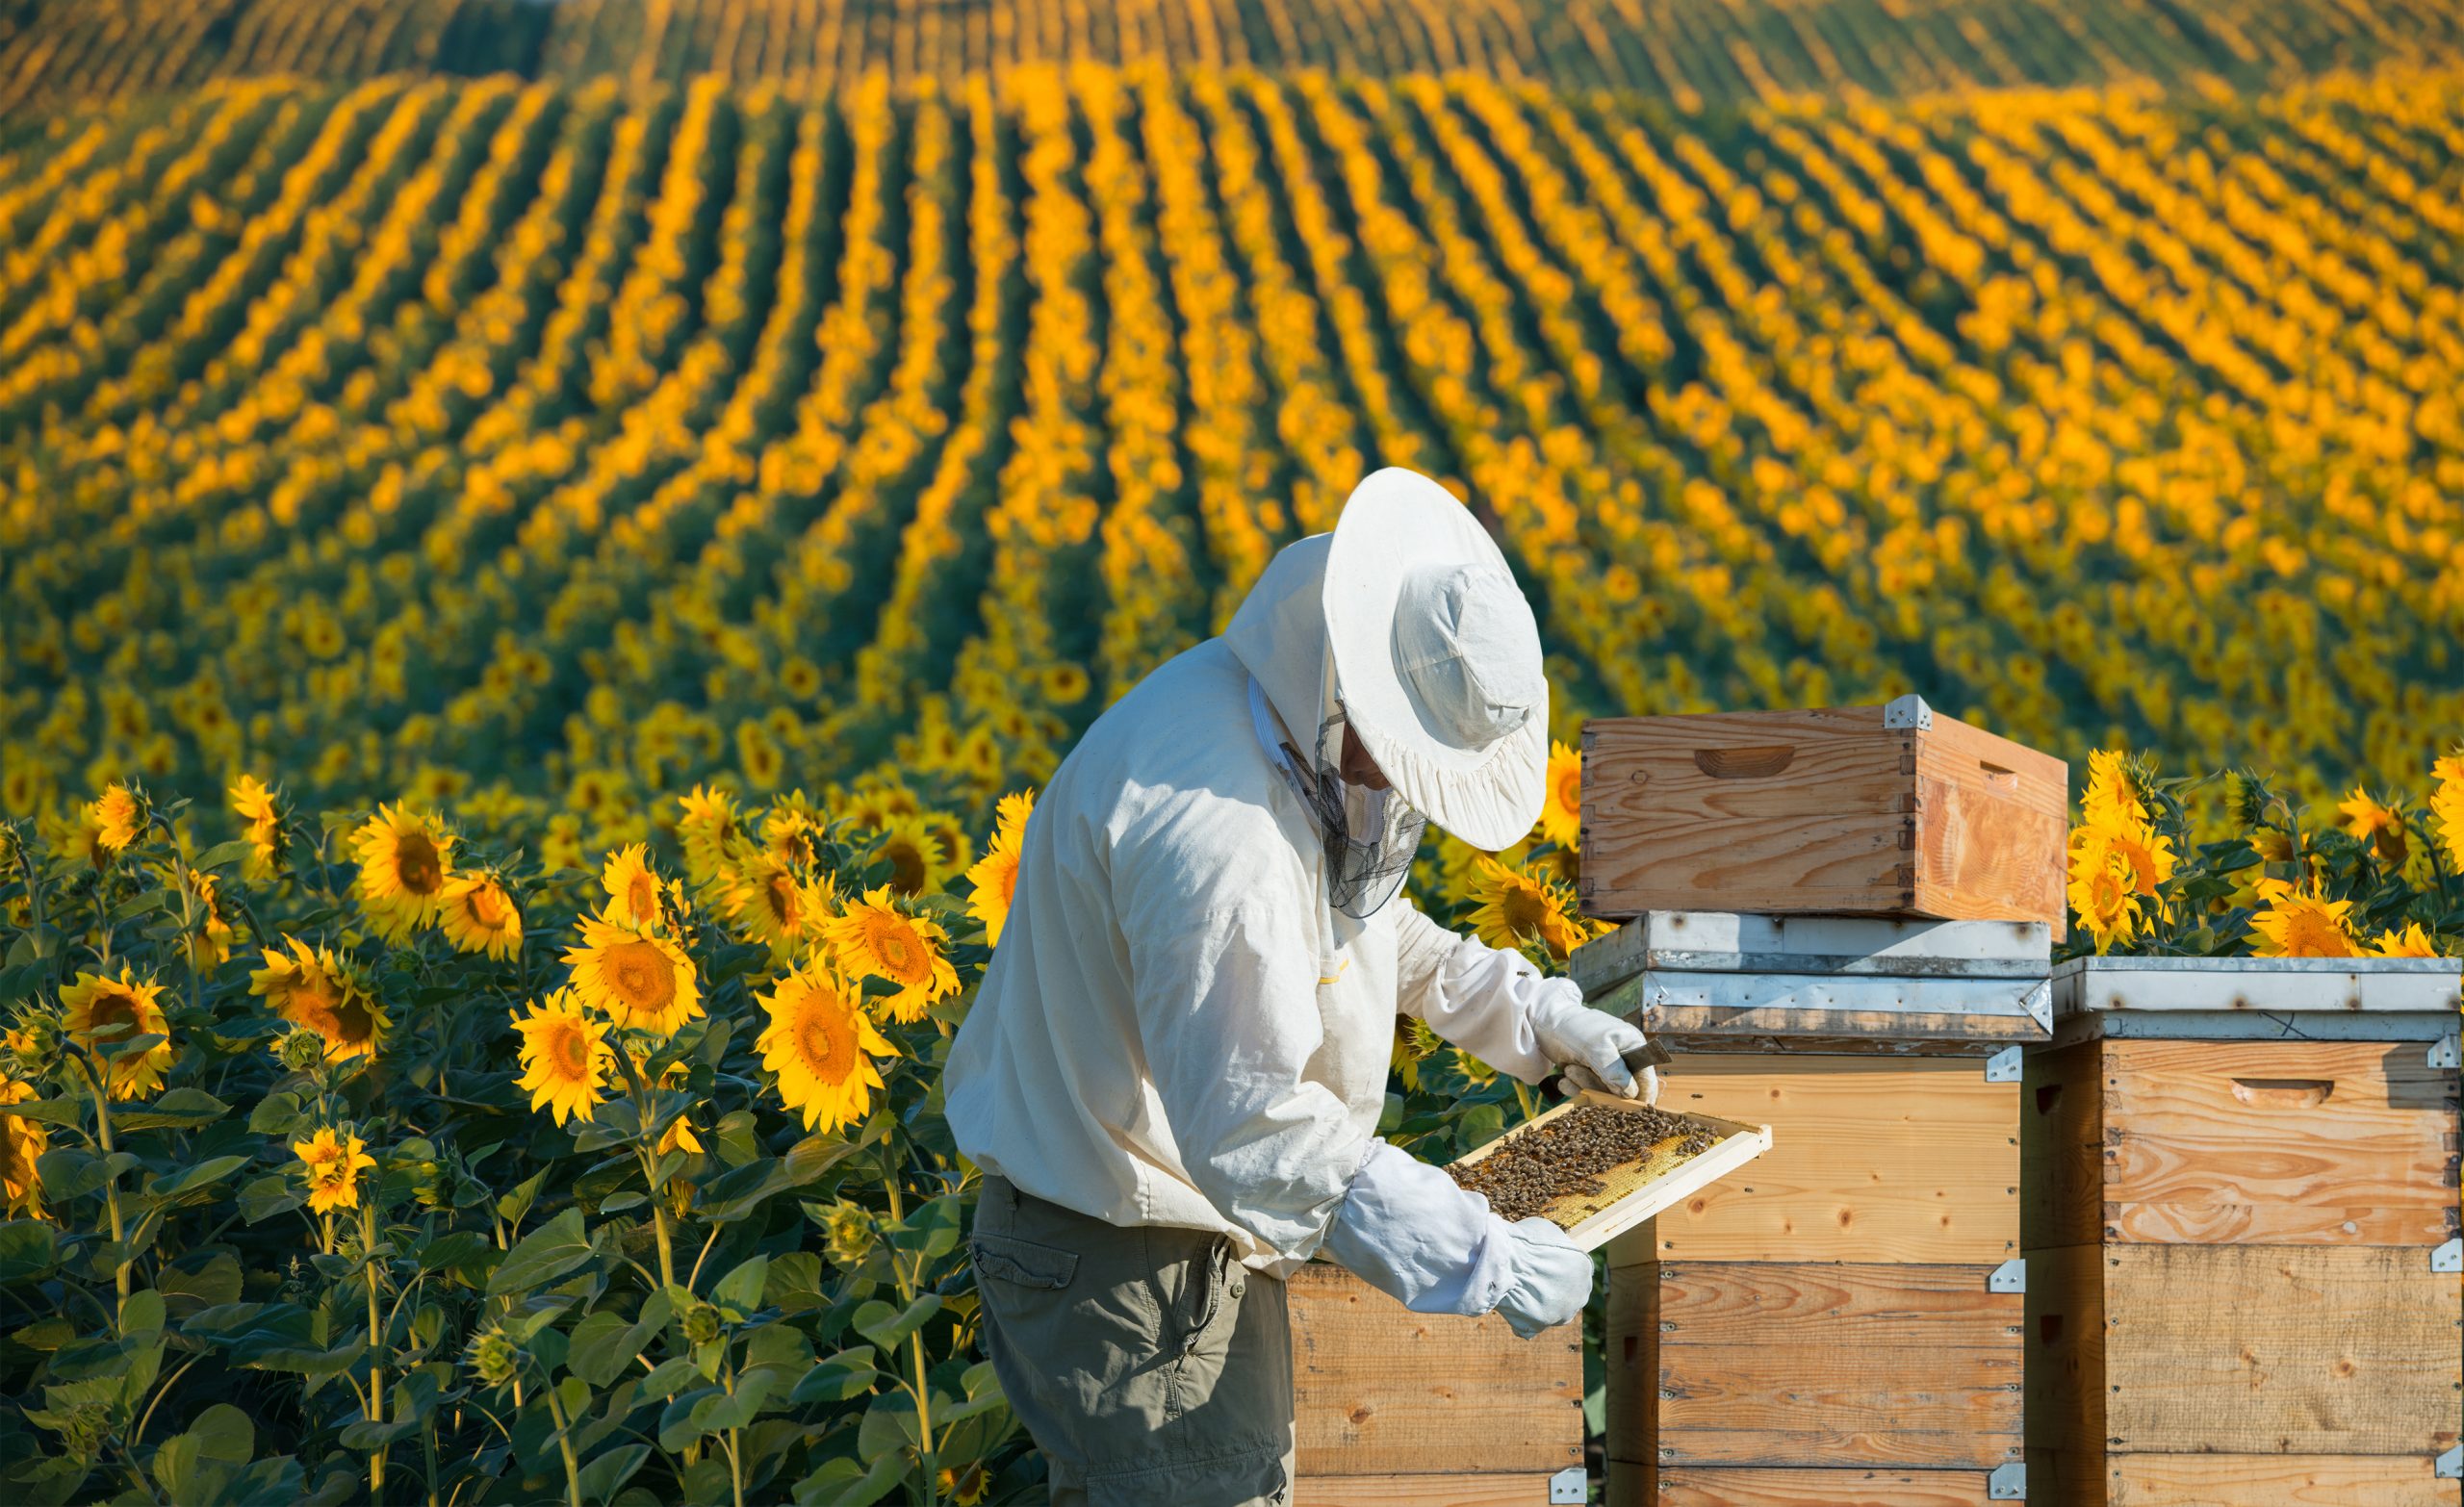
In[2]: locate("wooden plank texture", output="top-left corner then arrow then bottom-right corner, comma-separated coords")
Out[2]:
1912,713 -> 2068,937
1293,1474 -> 1561,1506
1637,1468 -> 1997,1505
2098,1039 -> 2460,1246
2023,1242 -> 2107,1480
1287,1264 -> 1583,1477
2105,1454 -> 2460,1505
1610,1263 -> 2023,1471
1581,705 -> 2065,931
2103,1244 -> 2463,1455
2022,1042 -> 2106,1249
1635,1055 -> 2020,1264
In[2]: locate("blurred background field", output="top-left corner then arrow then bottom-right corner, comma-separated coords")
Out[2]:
5,0 -> 2464,847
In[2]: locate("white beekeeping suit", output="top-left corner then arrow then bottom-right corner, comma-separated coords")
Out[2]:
945,468 -> 1652,1322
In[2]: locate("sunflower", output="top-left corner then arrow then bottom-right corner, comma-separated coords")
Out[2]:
88,782 -> 145,855
0,1075 -> 50,1218
350,802 -> 457,942
2246,879 -> 2357,958
823,887 -> 960,1023
293,1128 -> 376,1214
510,991 -> 609,1126
757,963 -> 895,1134
2080,750 -> 2147,828
840,779 -> 921,833
602,844 -> 666,930
937,1464 -> 990,1507
2337,787 -> 2408,866
2366,923 -> 2443,958
250,938 -> 388,1062
965,790 -> 1034,947
874,813 -> 957,897
438,870 -> 524,958
228,774 -> 287,880
2066,849 -> 2143,953
185,870 -> 237,973
761,795 -> 829,869
1465,858 -> 1589,961
1538,740 -> 1581,850
2432,753 -> 2464,873
60,967 -> 174,1099
676,785 -> 747,892
1392,1016 -> 1442,1092
563,912 -> 703,1037
723,854 -> 827,960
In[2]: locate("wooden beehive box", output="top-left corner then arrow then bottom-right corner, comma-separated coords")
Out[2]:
1588,913 -> 2050,1505
2025,957 -> 2464,1505
1579,697 -> 2067,937
1287,1264 -> 1585,1506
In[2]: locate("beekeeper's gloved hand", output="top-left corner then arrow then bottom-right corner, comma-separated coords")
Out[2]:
1494,1216 -> 1592,1338
1527,977 -> 1658,1104
1322,1140 -> 1593,1337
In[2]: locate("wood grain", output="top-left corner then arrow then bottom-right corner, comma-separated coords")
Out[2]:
1581,706 -> 2066,930
1292,1474 -> 1563,1506
1610,1263 -> 2023,1471
2099,1039 -> 2460,1246
1634,1054 -> 2020,1264
2104,1454 -> 2461,1505
1630,1467 -> 1999,1505
2102,1244 -> 2463,1455
1286,1264 -> 1583,1476
2023,1242 -> 2107,1476
1912,714 -> 2068,939
2021,1042 -> 2107,1249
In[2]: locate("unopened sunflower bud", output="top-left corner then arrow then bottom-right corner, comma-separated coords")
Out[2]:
681,1300 -> 722,1346
275,1027 -> 328,1074
816,1200 -> 877,1269
467,1325 -> 524,1388
5,1010 -> 62,1078
57,1399 -> 112,1463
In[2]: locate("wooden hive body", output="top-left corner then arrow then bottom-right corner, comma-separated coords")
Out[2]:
2023,958 -> 2464,1505
1579,699 -> 2067,937
1287,1264 -> 1584,1506
1590,913 -> 2049,1505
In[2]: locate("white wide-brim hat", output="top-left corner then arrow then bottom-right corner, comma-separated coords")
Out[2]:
1323,468 -> 1548,851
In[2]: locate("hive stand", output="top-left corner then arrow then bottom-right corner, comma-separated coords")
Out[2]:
2025,957 -> 2464,1506
1287,1264 -> 1586,1506
1578,912 -> 2052,1506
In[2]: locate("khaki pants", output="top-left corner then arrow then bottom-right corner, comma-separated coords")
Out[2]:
970,1175 -> 1295,1506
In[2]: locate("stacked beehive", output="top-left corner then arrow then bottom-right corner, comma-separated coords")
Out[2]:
1580,698 -> 2067,1505
2025,957 -> 2463,1503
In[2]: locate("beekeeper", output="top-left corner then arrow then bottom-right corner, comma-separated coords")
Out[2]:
943,468 -> 1656,1505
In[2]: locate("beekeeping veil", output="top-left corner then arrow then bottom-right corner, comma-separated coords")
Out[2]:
1225,468 -> 1549,918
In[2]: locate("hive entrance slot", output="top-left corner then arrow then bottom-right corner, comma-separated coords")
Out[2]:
1692,746 -> 1795,779
2229,1077 -> 2335,1108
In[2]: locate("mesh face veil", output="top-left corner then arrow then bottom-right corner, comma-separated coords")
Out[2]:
1252,649 -> 1427,920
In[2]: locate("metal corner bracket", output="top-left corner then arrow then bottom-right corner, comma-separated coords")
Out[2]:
1883,693 -> 1935,730
1985,1045 -> 2023,1083
2431,1033 -> 2461,1070
1549,1466 -> 1586,1503
1989,1258 -> 2027,1293
1989,1461 -> 2027,1499
2437,1443 -> 2462,1479
2435,1238 -> 2462,1275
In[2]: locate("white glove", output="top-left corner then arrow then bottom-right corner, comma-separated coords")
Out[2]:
1493,1217 -> 1593,1338
1527,978 -> 1659,1104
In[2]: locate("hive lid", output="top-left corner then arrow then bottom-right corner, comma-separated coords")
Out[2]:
2052,955 -> 2464,1019
1571,910 -> 2053,997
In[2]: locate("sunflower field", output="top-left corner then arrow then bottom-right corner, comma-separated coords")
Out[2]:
3,0 -> 2464,1500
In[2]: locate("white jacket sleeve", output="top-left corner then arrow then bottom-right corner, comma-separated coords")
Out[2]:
1320,1139 -> 1515,1314
1393,901 -> 1558,1085
1116,825 -> 1369,1261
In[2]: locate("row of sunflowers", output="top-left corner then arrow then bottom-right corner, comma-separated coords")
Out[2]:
6,0 -> 2454,116
1,734 -> 2453,1502
9,69 -> 2464,848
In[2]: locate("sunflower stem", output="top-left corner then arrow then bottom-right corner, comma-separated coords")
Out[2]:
540,1378 -> 583,1507
82,1060 -> 129,1322
363,1197 -> 387,1497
